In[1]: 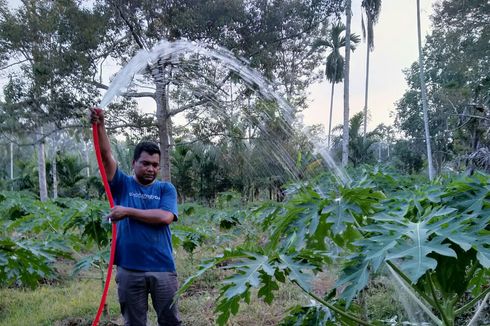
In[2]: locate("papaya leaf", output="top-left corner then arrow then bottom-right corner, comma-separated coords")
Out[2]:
278,254 -> 314,291
257,273 -> 279,304
323,196 -> 357,235
475,241 -> 490,268
222,252 -> 274,298
175,249 -> 247,300
280,304 -> 334,326
216,294 -> 241,326
336,257 -> 369,304
386,220 -> 457,283
468,267 -> 490,297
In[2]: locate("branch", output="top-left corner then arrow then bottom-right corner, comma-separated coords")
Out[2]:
112,1 -> 146,50
85,79 -> 155,99
292,280 -> 374,326
0,59 -> 30,70
168,71 -> 234,117
93,35 -> 131,60
456,286 -> 490,316
0,123 -> 84,147
123,92 -> 155,99
168,99 -> 208,117
87,79 -> 109,90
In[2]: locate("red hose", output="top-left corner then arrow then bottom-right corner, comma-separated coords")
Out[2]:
91,110 -> 117,326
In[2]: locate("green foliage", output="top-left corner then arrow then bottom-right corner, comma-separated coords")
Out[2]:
0,191 -> 73,287
172,225 -> 207,255
0,191 -> 113,288
281,305 -> 335,326
52,153 -> 88,198
0,237 -> 69,288
0,0 -> 107,135
180,170 -> 490,325
394,0 -> 490,174
60,198 -> 111,248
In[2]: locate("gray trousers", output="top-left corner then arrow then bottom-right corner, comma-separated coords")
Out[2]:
116,266 -> 182,326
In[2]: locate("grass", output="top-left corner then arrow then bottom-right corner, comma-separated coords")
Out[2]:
0,277 -> 119,326
0,246 -> 311,326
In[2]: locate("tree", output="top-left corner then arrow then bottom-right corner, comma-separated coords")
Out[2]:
342,0 -> 353,167
416,0 -> 435,180
312,22 -> 360,149
331,111 -> 381,167
346,112 -> 380,167
0,0 -> 107,198
361,0 -> 382,141
89,0 -> 342,181
394,0 -> 489,174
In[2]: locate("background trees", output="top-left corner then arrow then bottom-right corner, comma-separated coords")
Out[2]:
394,0 -> 489,175
0,0 -> 488,200
0,0 -> 107,200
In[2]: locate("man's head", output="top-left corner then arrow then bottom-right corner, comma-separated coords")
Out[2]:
132,141 -> 161,185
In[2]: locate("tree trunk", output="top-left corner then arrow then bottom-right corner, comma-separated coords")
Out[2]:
155,79 -> 172,181
416,0 -> 435,180
342,0 -> 353,167
84,140 -> 91,178
363,42 -> 370,142
166,83 -> 174,149
378,142 -> 382,162
52,141 -> 58,199
37,127 -> 48,201
327,81 -> 335,149
10,142 -> 14,191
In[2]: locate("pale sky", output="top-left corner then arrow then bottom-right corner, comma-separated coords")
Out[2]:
302,0 -> 436,132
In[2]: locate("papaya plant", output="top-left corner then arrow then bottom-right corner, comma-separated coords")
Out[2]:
0,191 -> 72,287
177,169 -> 490,325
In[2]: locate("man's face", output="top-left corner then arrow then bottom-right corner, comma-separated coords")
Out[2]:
132,151 -> 160,185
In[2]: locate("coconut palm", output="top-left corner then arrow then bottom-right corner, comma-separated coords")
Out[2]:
361,0 -> 382,141
312,22 -> 360,149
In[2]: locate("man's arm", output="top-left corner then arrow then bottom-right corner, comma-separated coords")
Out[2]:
107,206 -> 175,225
90,108 -> 117,181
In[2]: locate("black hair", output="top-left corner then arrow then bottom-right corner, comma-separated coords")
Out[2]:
133,141 -> 161,161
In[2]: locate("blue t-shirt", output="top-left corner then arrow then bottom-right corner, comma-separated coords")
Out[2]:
109,168 -> 178,272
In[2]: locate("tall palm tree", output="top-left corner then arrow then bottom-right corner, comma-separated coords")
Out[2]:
342,0 -> 353,167
361,0 -> 382,141
312,23 -> 360,149
416,0 -> 435,180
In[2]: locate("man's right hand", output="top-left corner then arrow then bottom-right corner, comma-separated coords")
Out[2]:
90,107 -> 104,125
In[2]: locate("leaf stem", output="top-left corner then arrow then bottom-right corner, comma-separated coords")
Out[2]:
428,272 -> 451,325
455,286 -> 490,315
292,280 -> 374,326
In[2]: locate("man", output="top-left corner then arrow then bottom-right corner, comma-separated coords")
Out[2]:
90,108 -> 181,326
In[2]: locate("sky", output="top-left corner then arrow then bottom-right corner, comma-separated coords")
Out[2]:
302,0 -> 436,132
4,0 -> 437,132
